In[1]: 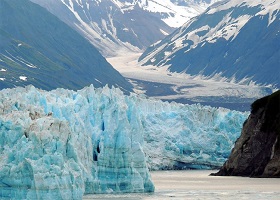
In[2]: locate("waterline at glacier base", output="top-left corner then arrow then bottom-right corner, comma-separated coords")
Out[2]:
0,85 -> 248,199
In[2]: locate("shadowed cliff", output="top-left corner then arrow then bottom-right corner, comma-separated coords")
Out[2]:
212,90 -> 280,177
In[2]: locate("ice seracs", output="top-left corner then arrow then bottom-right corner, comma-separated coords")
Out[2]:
141,100 -> 248,169
0,85 -> 247,199
0,85 -> 154,199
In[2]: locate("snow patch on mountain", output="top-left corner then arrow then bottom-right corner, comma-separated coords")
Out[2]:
207,0 -> 280,27
141,10 -> 255,63
139,0 -> 280,88
207,0 -> 279,16
31,0 -> 218,56
206,13 -> 252,43
19,76 -> 27,81
142,0 -> 214,27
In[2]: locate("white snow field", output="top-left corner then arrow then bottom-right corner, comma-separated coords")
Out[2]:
0,85 -> 247,199
31,0 -> 219,56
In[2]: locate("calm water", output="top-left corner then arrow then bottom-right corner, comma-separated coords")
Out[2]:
83,170 -> 280,200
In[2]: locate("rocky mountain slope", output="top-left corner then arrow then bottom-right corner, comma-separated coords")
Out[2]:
30,0 -> 218,56
139,0 -> 280,88
0,0 -> 132,92
213,90 -> 280,177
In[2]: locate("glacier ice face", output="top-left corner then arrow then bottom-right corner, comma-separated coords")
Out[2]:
0,85 -> 154,199
0,113 -> 84,199
0,85 -> 248,199
140,101 -> 248,170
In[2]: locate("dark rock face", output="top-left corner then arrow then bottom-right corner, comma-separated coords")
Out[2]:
213,90 -> 280,177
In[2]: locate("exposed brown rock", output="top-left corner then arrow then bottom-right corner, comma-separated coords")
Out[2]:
212,90 -> 280,177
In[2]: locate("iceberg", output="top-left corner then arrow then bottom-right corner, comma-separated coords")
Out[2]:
0,85 -> 248,199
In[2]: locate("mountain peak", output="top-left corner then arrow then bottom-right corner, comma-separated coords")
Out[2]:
31,0 -> 218,56
0,0 -> 132,91
207,0 -> 280,17
139,0 -> 280,88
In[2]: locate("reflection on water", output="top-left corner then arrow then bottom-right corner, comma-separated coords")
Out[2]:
83,170 -> 280,200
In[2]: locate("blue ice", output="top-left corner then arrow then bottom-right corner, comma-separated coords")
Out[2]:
0,85 -> 248,199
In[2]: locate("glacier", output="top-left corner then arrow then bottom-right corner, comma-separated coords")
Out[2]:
0,85 -> 248,199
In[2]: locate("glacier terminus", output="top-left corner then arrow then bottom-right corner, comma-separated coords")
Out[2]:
0,85 -> 247,199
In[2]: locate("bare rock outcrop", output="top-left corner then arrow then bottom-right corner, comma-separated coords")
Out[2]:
213,90 -> 280,177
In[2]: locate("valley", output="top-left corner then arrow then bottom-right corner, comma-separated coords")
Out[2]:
107,52 -> 274,111
0,0 -> 279,199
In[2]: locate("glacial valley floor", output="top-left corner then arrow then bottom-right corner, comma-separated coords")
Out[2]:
107,52 -> 275,111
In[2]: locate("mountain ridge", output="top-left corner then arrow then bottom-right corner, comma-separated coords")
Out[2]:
31,0 -> 219,57
0,0 -> 133,92
139,0 -> 280,88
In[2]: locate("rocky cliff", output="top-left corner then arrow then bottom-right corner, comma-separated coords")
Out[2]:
213,90 -> 280,177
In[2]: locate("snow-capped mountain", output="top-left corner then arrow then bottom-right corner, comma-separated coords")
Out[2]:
0,0 -> 132,92
30,0 -> 218,56
139,0 -> 280,88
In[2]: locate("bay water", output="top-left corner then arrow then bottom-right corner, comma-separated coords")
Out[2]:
83,170 -> 280,200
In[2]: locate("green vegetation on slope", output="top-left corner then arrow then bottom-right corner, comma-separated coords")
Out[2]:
0,0 -> 132,92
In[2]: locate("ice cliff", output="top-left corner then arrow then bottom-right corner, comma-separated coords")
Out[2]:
0,85 -> 248,199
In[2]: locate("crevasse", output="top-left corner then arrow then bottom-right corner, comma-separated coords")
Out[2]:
0,85 -> 248,199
